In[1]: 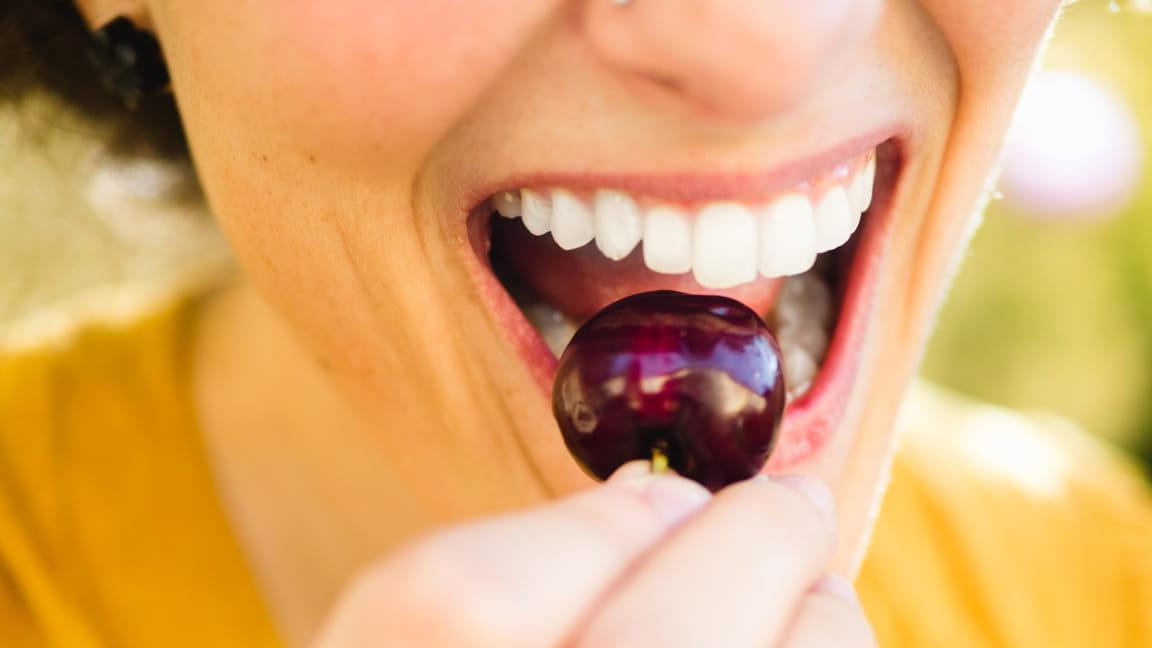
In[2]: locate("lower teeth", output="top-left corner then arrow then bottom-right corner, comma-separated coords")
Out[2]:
522,303 -> 579,358
520,269 -> 834,400
773,272 -> 834,400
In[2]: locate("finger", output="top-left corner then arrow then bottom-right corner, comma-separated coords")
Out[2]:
777,575 -> 877,648
314,462 -> 711,648
570,475 -> 837,648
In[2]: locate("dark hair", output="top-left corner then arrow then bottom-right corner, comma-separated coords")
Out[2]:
1,0 -> 187,156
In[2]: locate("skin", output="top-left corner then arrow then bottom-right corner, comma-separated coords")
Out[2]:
78,0 -> 1065,645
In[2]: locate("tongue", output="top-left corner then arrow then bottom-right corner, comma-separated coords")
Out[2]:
491,216 -> 784,322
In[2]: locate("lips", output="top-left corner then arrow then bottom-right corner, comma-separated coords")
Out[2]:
465,135 -> 903,471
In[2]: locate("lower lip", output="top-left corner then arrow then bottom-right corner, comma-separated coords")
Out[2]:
463,141 -> 904,473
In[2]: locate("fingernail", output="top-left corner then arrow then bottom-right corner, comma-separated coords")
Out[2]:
771,474 -> 835,525
814,574 -> 861,608
611,465 -> 711,526
607,460 -> 653,482
642,475 -> 711,525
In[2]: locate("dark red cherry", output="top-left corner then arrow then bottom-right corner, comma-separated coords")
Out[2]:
552,291 -> 785,491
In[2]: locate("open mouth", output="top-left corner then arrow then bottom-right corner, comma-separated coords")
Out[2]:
464,135 -> 903,471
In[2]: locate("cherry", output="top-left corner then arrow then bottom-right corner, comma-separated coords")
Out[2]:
552,291 -> 785,491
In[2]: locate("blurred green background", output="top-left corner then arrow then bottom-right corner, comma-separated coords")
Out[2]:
922,0 -> 1152,470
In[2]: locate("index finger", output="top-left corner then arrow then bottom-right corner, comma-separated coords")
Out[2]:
570,475 -> 837,648
316,463 -> 712,648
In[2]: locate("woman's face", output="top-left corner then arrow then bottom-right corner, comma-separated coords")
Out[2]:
129,0 -> 1061,570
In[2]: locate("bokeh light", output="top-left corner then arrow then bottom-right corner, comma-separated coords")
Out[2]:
999,70 -> 1142,220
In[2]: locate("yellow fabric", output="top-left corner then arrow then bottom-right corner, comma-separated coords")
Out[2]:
858,382 -> 1152,647
1,300 -> 1149,647
0,300 -> 280,647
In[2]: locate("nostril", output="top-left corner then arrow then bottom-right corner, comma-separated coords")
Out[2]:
582,0 -> 882,123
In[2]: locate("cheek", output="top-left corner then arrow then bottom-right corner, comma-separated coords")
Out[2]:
898,0 -> 1063,347
924,0 -> 1063,91
149,0 -> 563,342
155,0 -> 556,177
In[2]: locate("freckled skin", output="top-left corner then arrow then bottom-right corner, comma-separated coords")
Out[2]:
75,0 -> 1065,640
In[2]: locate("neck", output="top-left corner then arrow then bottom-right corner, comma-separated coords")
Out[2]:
190,281 -> 532,645
192,282 -> 397,643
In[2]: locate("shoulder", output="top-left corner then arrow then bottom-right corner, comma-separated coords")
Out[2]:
859,381 -> 1152,648
0,290 -> 200,640
0,288 -> 200,548
0,287 -> 282,647
0,287 -> 205,528
1,288 -> 202,444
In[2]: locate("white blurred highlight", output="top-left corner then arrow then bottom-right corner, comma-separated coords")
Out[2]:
999,70 -> 1143,221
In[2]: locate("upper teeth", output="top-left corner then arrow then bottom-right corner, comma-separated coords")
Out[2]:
491,151 -> 876,289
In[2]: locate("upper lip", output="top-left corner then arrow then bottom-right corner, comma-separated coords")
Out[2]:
460,125 -> 902,214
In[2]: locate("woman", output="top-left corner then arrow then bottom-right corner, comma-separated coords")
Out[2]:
1,0 -> 1148,646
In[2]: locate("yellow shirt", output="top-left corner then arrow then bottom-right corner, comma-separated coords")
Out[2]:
1,298 -> 1149,647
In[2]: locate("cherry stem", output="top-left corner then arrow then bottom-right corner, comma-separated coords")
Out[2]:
650,441 -> 670,475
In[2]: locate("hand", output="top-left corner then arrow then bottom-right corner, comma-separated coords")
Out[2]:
313,462 -> 876,647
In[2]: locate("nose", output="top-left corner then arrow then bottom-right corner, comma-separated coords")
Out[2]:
582,0 -> 881,122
